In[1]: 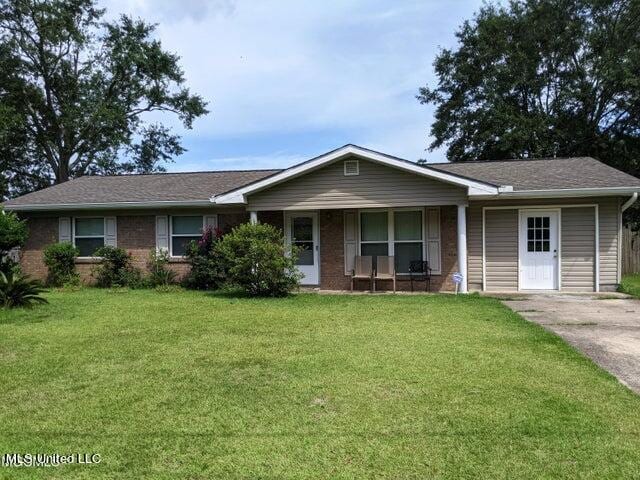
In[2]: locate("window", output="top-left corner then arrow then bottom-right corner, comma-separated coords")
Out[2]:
360,211 -> 389,261
74,218 -> 105,257
527,216 -> 550,252
359,209 -> 425,274
394,210 -> 423,273
171,216 -> 204,256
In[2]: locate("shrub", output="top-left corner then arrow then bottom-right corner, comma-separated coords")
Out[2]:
0,271 -> 48,309
43,242 -> 80,286
183,226 -> 226,290
0,209 -> 28,275
217,223 -> 301,297
147,249 -> 177,286
93,246 -> 143,288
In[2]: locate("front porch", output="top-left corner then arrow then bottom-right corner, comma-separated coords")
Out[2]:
252,206 -> 467,293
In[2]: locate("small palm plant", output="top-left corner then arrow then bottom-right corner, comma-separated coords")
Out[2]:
0,271 -> 48,309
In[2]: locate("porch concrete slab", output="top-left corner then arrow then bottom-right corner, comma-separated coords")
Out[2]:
501,294 -> 640,394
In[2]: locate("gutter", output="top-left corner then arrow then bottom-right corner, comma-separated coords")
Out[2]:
470,186 -> 640,200
622,192 -> 639,212
3,199 -> 214,212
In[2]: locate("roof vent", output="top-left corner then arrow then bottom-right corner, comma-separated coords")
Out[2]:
344,159 -> 359,176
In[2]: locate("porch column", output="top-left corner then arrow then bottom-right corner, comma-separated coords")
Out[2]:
249,211 -> 258,224
457,204 -> 468,293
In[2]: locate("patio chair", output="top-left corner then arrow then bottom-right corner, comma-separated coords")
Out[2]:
408,260 -> 431,292
374,256 -> 396,292
351,255 -> 373,291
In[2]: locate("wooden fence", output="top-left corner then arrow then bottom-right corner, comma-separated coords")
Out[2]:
622,227 -> 640,275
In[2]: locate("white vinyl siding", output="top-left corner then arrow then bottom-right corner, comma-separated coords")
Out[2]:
469,197 -> 621,292
599,199 -> 619,288
246,158 -> 466,210
561,208 -> 595,292
484,209 -> 519,292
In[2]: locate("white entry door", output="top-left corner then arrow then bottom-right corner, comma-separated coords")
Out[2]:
286,212 -> 319,285
519,210 -> 559,290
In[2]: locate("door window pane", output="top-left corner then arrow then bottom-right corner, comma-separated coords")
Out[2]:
295,243 -> 314,265
172,216 -> 203,235
395,242 -> 422,273
526,216 -> 551,253
292,217 -> 314,265
361,212 -> 388,241
394,211 -> 422,241
292,217 -> 312,242
75,218 -> 104,236
76,237 -> 104,257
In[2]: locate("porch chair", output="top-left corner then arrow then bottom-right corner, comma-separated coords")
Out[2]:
408,260 -> 431,292
350,255 -> 374,291
374,256 -> 396,292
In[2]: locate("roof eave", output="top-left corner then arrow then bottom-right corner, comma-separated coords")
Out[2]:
3,199 -> 214,212
469,186 -> 640,200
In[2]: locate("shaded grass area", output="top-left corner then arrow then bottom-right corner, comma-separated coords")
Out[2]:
620,274 -> 640,298
1,289 -> 640,479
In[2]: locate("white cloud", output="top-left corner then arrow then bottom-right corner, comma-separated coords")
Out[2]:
101,0 -> 485,168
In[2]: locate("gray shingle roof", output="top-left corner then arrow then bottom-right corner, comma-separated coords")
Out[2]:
4,170 -> 281,207
4,152 -> 640,210
428,157 -> 640,191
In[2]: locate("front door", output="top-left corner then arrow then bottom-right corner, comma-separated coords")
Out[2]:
519,210 -> 559,290
286,212 -> 319,285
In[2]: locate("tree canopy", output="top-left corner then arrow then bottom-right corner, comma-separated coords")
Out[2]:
0,0 -> 208,199
418,0 -> 640,180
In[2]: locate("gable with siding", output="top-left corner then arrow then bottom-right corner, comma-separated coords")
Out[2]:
246,157 -> 467,211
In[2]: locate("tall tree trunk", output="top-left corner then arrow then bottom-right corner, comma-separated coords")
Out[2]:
56,154 -> 70,184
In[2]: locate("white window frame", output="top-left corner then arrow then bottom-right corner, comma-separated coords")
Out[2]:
73,216 -> 106,259
169,215 -> 205,258
358,208 -> 427,275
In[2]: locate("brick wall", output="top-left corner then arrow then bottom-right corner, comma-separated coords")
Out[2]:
318,206 -> 459,292
19,208 -> 460,291
21,217 -> 58,281
19,212 -> 248,284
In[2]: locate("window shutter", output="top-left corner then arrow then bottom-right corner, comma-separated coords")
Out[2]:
426,208 -> 441,274
156,215 -> 169,253
104,217 -> 117,247
204,215 -> 218,229
344,212 -> 358,275
59,217 -> 71,243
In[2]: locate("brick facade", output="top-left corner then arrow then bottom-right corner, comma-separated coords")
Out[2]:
19,212 -> 248,284
19,208 -> 460,291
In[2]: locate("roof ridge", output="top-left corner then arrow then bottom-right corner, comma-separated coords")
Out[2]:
429,156 -> 596,165
73,168 -> 284,179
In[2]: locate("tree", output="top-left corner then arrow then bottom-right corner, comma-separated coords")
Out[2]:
0,209 -> 28,273
418,0 -> 640,180
0,0 -> 208,198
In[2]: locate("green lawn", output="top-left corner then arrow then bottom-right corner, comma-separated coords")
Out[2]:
1,289 -> 640,479
620,274 -> 640,298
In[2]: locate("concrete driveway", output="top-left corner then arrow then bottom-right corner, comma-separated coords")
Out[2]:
501,293 -> 640,394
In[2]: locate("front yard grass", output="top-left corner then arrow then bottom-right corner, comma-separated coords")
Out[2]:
620,273 -> 640,298
1,289 -> 640,479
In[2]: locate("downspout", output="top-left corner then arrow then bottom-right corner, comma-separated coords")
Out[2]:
622,192 -> 638,212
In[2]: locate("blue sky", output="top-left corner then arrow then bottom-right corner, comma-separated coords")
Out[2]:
104,0 -> 486,171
